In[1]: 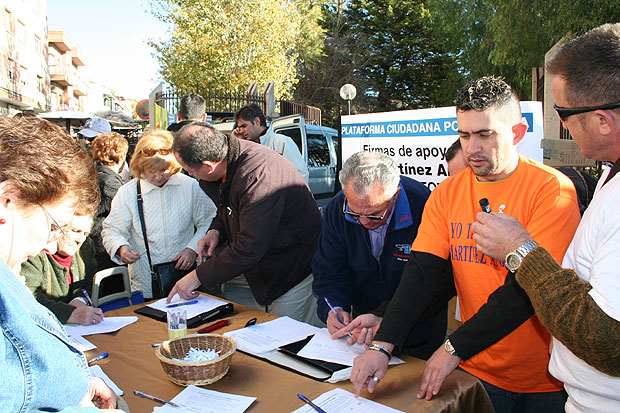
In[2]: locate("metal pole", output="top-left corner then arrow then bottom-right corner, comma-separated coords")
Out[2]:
347,100 -> 351,115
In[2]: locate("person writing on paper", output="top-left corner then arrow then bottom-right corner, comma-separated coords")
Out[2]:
0,116 -> 117,411
102,129 -> 216,299
312,151 -> 449,359
21,211 -> 103,325
344,77 -> 580,412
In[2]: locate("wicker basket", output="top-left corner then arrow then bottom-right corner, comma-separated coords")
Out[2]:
155,333 -> 236,386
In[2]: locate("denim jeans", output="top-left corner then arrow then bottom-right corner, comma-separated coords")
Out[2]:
479,376 -> 567,413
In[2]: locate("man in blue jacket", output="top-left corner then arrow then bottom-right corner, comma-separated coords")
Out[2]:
312,151 -> 449,359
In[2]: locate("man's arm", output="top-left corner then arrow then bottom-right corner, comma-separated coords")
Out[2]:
517,246 -> 620,377
349,251 -> 454,396
196,174 -> 301,288
21,256 -> 76,324
375,251 -> 455,353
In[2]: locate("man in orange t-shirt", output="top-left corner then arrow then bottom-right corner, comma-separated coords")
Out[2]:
345,76 -> 581,412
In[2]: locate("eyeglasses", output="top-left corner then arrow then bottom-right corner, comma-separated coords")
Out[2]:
141,147 -> 171,157
342,197 -> 392,221
40,205 -> 68,241
553,101 -> 620,122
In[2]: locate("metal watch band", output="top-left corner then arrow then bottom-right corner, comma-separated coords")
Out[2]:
505,240 -> 539,272
368,343 -> 391,360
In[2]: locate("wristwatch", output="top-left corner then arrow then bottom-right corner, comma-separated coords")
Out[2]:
505,240 -> 539,272
444,338 -> 458,357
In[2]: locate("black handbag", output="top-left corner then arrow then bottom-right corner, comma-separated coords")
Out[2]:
136,181 -> 195,299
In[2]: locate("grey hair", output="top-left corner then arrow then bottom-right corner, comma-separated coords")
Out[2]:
339,151 -> 400,198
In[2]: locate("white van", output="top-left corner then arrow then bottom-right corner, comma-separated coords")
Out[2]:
214,114 -> 339,204
270,114 -> 338,203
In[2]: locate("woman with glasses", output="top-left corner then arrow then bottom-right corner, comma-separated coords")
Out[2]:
102,129 -> 216,299
21,212 -> 103,326
0,116 -> 118,411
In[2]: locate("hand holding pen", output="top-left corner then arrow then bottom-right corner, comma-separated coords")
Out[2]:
323,297 -> 354,340
64,290 -> 103,325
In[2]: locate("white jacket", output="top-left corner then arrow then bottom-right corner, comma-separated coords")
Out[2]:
260,127 -> 309,183
102,173 -> 216,298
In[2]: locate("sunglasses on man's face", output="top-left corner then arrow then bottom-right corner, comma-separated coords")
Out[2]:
141,147 -> 171,157
553,101 -> 620,122
342,197 -> 392,221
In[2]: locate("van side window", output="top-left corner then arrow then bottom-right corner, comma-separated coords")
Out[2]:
307,134 -> 330,167
275,128 -> 303,154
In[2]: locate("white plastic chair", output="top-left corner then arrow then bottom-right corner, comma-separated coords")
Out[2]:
91,266 -> 133,307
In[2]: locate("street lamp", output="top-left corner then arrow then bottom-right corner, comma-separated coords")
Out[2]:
339,84 -> 357,115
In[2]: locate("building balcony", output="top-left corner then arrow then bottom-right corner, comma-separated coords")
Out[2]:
71,47 -> 85,67
48,30 -> 73,53
73,82 -> 86,96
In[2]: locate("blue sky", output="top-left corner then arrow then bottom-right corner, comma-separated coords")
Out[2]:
47,0 -> 169,100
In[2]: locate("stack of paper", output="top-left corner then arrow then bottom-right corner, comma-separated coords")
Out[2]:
147,295 -> 229,320
67,335 -> 96,352
292,388 -> 404,413
296,328 -> 404,367
224,316 -> 319,356
153,385 -> 256,413
64,316 -> 138,336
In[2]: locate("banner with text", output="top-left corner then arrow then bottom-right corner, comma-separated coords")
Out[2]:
341,102 -> 543,190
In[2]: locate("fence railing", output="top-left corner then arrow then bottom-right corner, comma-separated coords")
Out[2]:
155,87 -> 321,125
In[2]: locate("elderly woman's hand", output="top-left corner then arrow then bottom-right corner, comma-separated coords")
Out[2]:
117,245 -> 140,264
67,306 -> 104,325
174,248 -> 197,270
79,377 -> 117,409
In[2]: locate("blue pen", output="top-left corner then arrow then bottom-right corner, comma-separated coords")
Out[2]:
87,352 -> 108,363
81,289 -> 94,306
297,394 -> 327,413
323,297 -> 354,339
165,299 -> 198,308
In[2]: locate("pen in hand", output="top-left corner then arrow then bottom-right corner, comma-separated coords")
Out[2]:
297,394 -> 327,413
323,297 -> 354,340
81,289 -> 94,307
133,390 -> 180,407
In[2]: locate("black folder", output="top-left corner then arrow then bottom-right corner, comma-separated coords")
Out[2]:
134,302 -> 234,328
276,335 -> 349,379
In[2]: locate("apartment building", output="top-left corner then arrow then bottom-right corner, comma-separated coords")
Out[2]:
0,0 -> 49,115
48,28 -> 88,111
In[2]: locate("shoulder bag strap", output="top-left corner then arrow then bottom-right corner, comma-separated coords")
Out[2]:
136,180 -> 153,271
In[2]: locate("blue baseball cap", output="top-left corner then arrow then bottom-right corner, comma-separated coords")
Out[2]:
78,117 -> 111,138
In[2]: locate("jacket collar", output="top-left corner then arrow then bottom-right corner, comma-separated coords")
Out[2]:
138,173 -> 182,195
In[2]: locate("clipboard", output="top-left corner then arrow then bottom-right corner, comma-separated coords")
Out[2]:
134,302 -> 234,328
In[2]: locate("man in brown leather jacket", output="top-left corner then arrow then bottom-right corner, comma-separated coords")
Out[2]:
168,121 -> 322,324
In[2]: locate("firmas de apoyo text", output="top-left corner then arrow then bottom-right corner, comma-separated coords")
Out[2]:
362,144 -> 450,189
